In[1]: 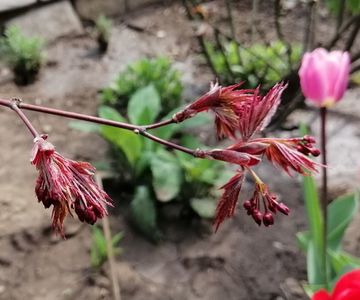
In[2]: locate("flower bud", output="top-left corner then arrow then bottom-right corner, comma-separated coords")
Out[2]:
252,209 -> 262,226
276,203 -> 290,215
243,200 -> 252,211
263,212 -> 274,227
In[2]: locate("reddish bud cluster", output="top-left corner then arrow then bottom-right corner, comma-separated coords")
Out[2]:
242,185 -> 289,227
173,82 -> 254,139
32,135 -> 112,236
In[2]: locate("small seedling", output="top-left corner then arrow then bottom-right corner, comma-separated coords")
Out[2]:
91,226 -> 123,268
95,15 -> 112,53
0,26 -> 44,85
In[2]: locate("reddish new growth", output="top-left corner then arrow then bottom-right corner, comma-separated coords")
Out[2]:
182,82 -> 321,230
173,82 -> 254,139
32,135 -> 112,236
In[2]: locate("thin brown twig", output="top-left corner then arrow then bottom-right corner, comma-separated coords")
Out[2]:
0,98 -> 197,156
326,14 -> 360,49
225,0 -> 236,40
95,174 -> 121,300
303,0 -> 317,53
181,0 -> 220,79
336,0 -> 346,30
214,29 -> 236,81
344,17 -> 360,51
9,99 -> 40,138
274,0 -> 293,69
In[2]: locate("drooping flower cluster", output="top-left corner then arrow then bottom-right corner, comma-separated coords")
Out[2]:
31,135 -> 112,236
179,82 -> 321,230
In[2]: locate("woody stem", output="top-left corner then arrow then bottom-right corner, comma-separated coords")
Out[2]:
320,107 -> 328,289
0,98 -> 196,156
9,99 -> 40,138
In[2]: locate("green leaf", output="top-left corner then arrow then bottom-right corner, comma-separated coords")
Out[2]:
150,149 -> 182,202
328,249 -> 360,275
99,105 -> 127,122
327,193 -> 359,251
127,85 -> 161,125
130,186 -> 161,242
296,231 -> 310,252
190,198 -> 216,218
307,240 -> 326,286
302,175 -> 325,284
112,232 -> 124,247
98,105 -> 142,166
91,226 -> 107,268
69,121 -> 100,133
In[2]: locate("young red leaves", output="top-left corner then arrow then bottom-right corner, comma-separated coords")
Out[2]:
173,82 -> 254,139
238,83 -> 287,140
214,171 -> 244,231
32,135 -> 112,236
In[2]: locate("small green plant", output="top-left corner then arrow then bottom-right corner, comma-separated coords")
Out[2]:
95,15 -> 112,53
0,26 -> 44,85
101,57 -> 183,114
205,40 -> 302,89
91,226 -> 123,268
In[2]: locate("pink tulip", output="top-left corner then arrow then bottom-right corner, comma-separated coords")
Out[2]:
299,48 -> 350,107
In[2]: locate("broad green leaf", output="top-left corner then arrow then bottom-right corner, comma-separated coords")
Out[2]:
190,198 -> 216,218
134,150 -> 152,176
150,149 -> 182,202
128,85 -> 161,125
327,193 -> 359,251
176,151 -> 219,184
69,121 -> 100,133
99,105 -> 127,122
98,105 -> 142,166
130,186 -> 161,242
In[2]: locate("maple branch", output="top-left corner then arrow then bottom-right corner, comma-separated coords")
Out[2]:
0,98 -> 198,156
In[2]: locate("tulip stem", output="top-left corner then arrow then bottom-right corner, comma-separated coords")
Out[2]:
320,107 -> 329,289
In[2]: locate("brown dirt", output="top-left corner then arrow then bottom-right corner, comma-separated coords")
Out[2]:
0,2 -> 358,300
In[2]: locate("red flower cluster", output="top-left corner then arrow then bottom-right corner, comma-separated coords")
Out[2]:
313,269 -> 360,300
173,82 -> 254,139
183,82 -> 321,229
32,135 -> 112,236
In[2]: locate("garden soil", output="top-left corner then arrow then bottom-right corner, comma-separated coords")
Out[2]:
0,2 -> 359,300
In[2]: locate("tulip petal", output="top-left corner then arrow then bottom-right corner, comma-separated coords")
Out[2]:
312,290 -> 331,300
336,290 -> 360,300
333,52 -> 350,102
332,269 -> 360,298
300,53 -> 328,103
